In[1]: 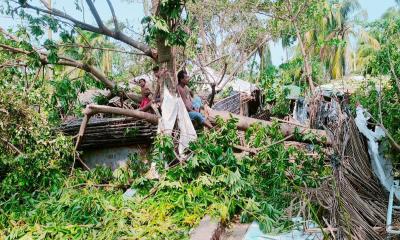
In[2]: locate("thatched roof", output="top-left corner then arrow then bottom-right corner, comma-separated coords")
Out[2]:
60,117 -> 157,150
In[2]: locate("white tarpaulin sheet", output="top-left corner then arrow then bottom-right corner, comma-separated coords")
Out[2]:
355,106 -> 399,199
244,221 -> 322,240
158,87 -> 197,157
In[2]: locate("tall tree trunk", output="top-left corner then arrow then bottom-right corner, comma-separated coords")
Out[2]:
151,0 -> 159,15
259,46 -> 264,78
155,37 -> 177,95
152,0 -> 177,95
294,22 -> 314,92
167,46 -> 177,92
75,105 -> 331,149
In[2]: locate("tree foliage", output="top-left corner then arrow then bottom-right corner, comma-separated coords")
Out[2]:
1,115 -> 330,239
352,9 -> 400,160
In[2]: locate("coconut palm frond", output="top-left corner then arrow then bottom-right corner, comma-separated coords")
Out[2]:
340,0 -> 361,20
359,29 -> 381,50
382,7 -> 400,20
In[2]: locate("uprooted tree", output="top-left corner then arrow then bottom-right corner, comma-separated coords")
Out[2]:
0,0 -> 318,135
2,1 -> 400,239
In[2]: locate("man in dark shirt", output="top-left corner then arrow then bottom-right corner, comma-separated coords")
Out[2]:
176,70 -> 212,128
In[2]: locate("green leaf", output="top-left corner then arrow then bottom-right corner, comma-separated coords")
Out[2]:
47,51 -> 59,64
30,25 -> 44,37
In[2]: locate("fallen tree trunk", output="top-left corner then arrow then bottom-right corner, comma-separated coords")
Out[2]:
74,104 -> 331,150
205,107 -> 331,145
83,104 -> 159,124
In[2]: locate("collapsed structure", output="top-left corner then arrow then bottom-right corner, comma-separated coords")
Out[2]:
59,75 -> 398,239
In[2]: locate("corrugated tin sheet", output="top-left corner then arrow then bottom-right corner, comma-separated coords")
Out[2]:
212,92 -> 241,114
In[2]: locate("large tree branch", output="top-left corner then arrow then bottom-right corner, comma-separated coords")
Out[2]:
0,43 -> 116,89
83,104 -> 159,124
0,44 -> 33,57
20,1 -> 155,59
59,59 -> 116,89
57,43 -> 146,55
0,28 -> 144,102
26,1 -> 102,34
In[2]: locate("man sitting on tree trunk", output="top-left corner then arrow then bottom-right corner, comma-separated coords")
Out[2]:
176,70 -> 212,128
138,78 -> 152,112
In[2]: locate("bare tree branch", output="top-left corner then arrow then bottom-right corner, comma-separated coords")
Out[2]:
217,34 -> 270,91
57,43 -> 146,55
106,0 -> 119,32
217,62 -> 228,86
19,1 -> 155,58
191,54 -> 229,76
85,0 -> 110,33
206,62 -> 226,107
0,137 -> 23,155
196,55 -> 216,84
0,26 -> 19,41
24,1 -> 102,34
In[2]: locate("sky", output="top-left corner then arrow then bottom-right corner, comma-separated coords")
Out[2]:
0,0 -> 398,66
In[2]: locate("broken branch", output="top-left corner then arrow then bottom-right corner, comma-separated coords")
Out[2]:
0,137 -> 23,155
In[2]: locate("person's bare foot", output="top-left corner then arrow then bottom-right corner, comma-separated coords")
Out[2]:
204,120 -> 213,129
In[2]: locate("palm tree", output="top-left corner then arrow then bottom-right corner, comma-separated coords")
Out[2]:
323,0 -> 361,79
354,6 -> 400,73
352,29 -> 381,73
295,0 -> 361,80
381,6 -> 400,19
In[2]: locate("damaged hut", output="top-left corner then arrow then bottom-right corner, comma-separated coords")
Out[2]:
60,75 -> 260,170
